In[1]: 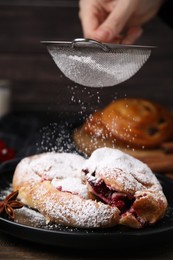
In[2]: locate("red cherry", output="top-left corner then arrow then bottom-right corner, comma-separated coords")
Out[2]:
0,146 -> 15,162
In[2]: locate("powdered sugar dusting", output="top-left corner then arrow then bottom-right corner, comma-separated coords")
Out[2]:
15,206 -> 46,224
13,157 -> 41,187
51,177 -> 88,199
83,147 -> 162,193
32,182 -> 119,228
29,152 -> 85,180
13,148 -> 167,229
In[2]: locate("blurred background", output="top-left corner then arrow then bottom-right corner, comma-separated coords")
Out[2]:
0,0 -> 172,119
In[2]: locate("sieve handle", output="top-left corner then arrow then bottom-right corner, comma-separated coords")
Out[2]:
71,38 -> 109,52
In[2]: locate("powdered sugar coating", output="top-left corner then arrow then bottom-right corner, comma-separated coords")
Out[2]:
51,177 -> 88,199
15,152 -> 87,198
32,181 -> 119,228
13,157 -> 41,187
13,148 -> 167,229
29,152 -> 86,180
13,151 -> 120,228
83,148 -> 167,227
83,147 -> 164,195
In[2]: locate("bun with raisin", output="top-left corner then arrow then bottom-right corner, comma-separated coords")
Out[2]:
73,98 -> 173,158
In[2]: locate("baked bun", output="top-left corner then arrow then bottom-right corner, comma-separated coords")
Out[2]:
101,98 -> 173,148
12,152 -> 120,228
73,98 -> 173,157
82,148 -> 168,228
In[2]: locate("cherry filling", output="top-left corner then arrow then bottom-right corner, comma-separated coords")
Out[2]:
87,175 -> 135,214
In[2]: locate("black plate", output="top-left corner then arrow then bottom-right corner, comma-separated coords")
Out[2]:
0,169 -> 173,249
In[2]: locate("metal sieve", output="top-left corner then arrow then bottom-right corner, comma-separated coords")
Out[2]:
42,38 -> 154,87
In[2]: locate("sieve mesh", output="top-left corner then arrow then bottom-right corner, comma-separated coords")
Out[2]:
44,39 -> 152,87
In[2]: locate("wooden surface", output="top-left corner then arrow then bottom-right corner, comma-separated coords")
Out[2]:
0,1 -> 173,259
0,0 -> 172,115
0,229 -> 173,260
0,231 -> 173,259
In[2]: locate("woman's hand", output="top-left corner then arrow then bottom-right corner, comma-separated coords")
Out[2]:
79,0 -> 164,44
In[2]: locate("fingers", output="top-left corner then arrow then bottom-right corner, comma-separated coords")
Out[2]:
79,0 -> 142,44
79,0 -> 100,39
94,0 -> 138,43
121,26 -> 143,45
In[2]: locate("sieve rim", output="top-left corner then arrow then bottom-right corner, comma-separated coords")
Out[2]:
41,38 -> 156,51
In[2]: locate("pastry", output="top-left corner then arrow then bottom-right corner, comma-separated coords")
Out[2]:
12,152 -> 120,228
101,98 -> 173,148
73,98 -> 173,157
12,148 -> 167,229
82,147 -> 168,228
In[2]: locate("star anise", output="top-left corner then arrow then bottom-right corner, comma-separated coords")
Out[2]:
0,190 -> 23,220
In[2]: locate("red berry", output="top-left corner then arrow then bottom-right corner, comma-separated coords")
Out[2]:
0,146 -> 15,162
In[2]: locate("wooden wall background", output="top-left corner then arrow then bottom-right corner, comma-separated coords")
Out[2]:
0,0 -> 173,118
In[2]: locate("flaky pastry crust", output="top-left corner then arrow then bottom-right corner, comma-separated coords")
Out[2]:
12,149 -> 167,229
12,152 -> 119,228
82,148 -> 168,228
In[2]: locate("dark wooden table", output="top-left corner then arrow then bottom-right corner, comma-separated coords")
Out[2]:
0,0 -> 173,115
0,231 -> 173,259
